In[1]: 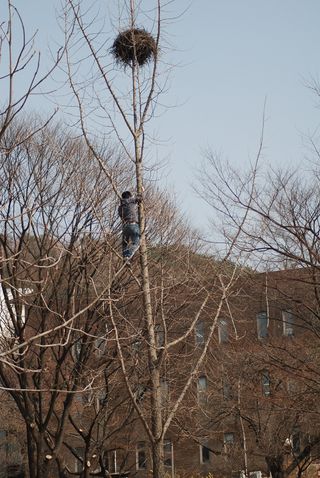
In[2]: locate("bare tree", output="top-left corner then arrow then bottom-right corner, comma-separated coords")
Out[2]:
0,1 -> 64,147
59,2 -> 248,477
0,2 -> 249,477
173,266 -> 320,477
0,119 -> 135,477
197,139 -> 320,477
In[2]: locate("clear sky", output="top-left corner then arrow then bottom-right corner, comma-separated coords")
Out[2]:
9,1 -> 320,230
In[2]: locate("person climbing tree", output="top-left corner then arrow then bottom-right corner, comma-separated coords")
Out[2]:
118,191 -> 141,261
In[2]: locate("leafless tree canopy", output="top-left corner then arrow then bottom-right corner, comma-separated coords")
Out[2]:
0,0 -> 63,148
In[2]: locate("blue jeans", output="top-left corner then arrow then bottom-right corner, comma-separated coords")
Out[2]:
122,223 -> 140,259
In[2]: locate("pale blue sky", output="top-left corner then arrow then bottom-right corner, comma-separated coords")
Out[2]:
10,1 -> 320,229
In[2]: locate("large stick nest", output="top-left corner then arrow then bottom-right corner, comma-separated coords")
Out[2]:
111,28 -> 157,67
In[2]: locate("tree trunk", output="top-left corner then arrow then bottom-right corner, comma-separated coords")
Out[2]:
83,450 -> 91,478
152,438 -> 165,478
133,71 -> 163,474
26,424 -> 37,478
266,455 -> 284,478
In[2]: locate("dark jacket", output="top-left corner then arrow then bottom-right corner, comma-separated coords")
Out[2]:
118,197 -> 139,224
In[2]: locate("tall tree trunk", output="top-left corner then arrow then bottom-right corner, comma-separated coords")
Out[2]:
266,455 -> 284,478
135,138 -> 163,477
152,438 -> 165,478
132,35 -> 163,471
26,424 -> 37,478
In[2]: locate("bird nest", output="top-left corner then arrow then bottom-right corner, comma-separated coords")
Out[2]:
111,28 -> 157,67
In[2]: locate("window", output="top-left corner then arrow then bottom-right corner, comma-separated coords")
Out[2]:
291,428 -> 300,454
160,380 -> 169,406
97,387 -> 107,409
224,432 -> 235,445
0,430 -> 8,464
132,330 -> 143,351
95,337 -> 106,357
218,319 -> 228,343
282,310 -> 294,337
135,384 -> 147,402
132,339 -> 142,351
101,450 -> 117,474
224,432 -> 235,453
222,377 -> 233,400
197,375 -> 207,404
200,442 -> 211,464
85,387 -> 94,405
107,450 -> 118,473
195,320 -> 205,345
257,311 -> 268,339
198,375 -> 207,391
155,325 -> 165,347
262,370 -> 271,396
75,447 -> 85,473
75,392 -> 83,404
163,439 -> 172,467
136,442 -> 147,470
100,451 -> 109,472
72,340 -> 82,361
